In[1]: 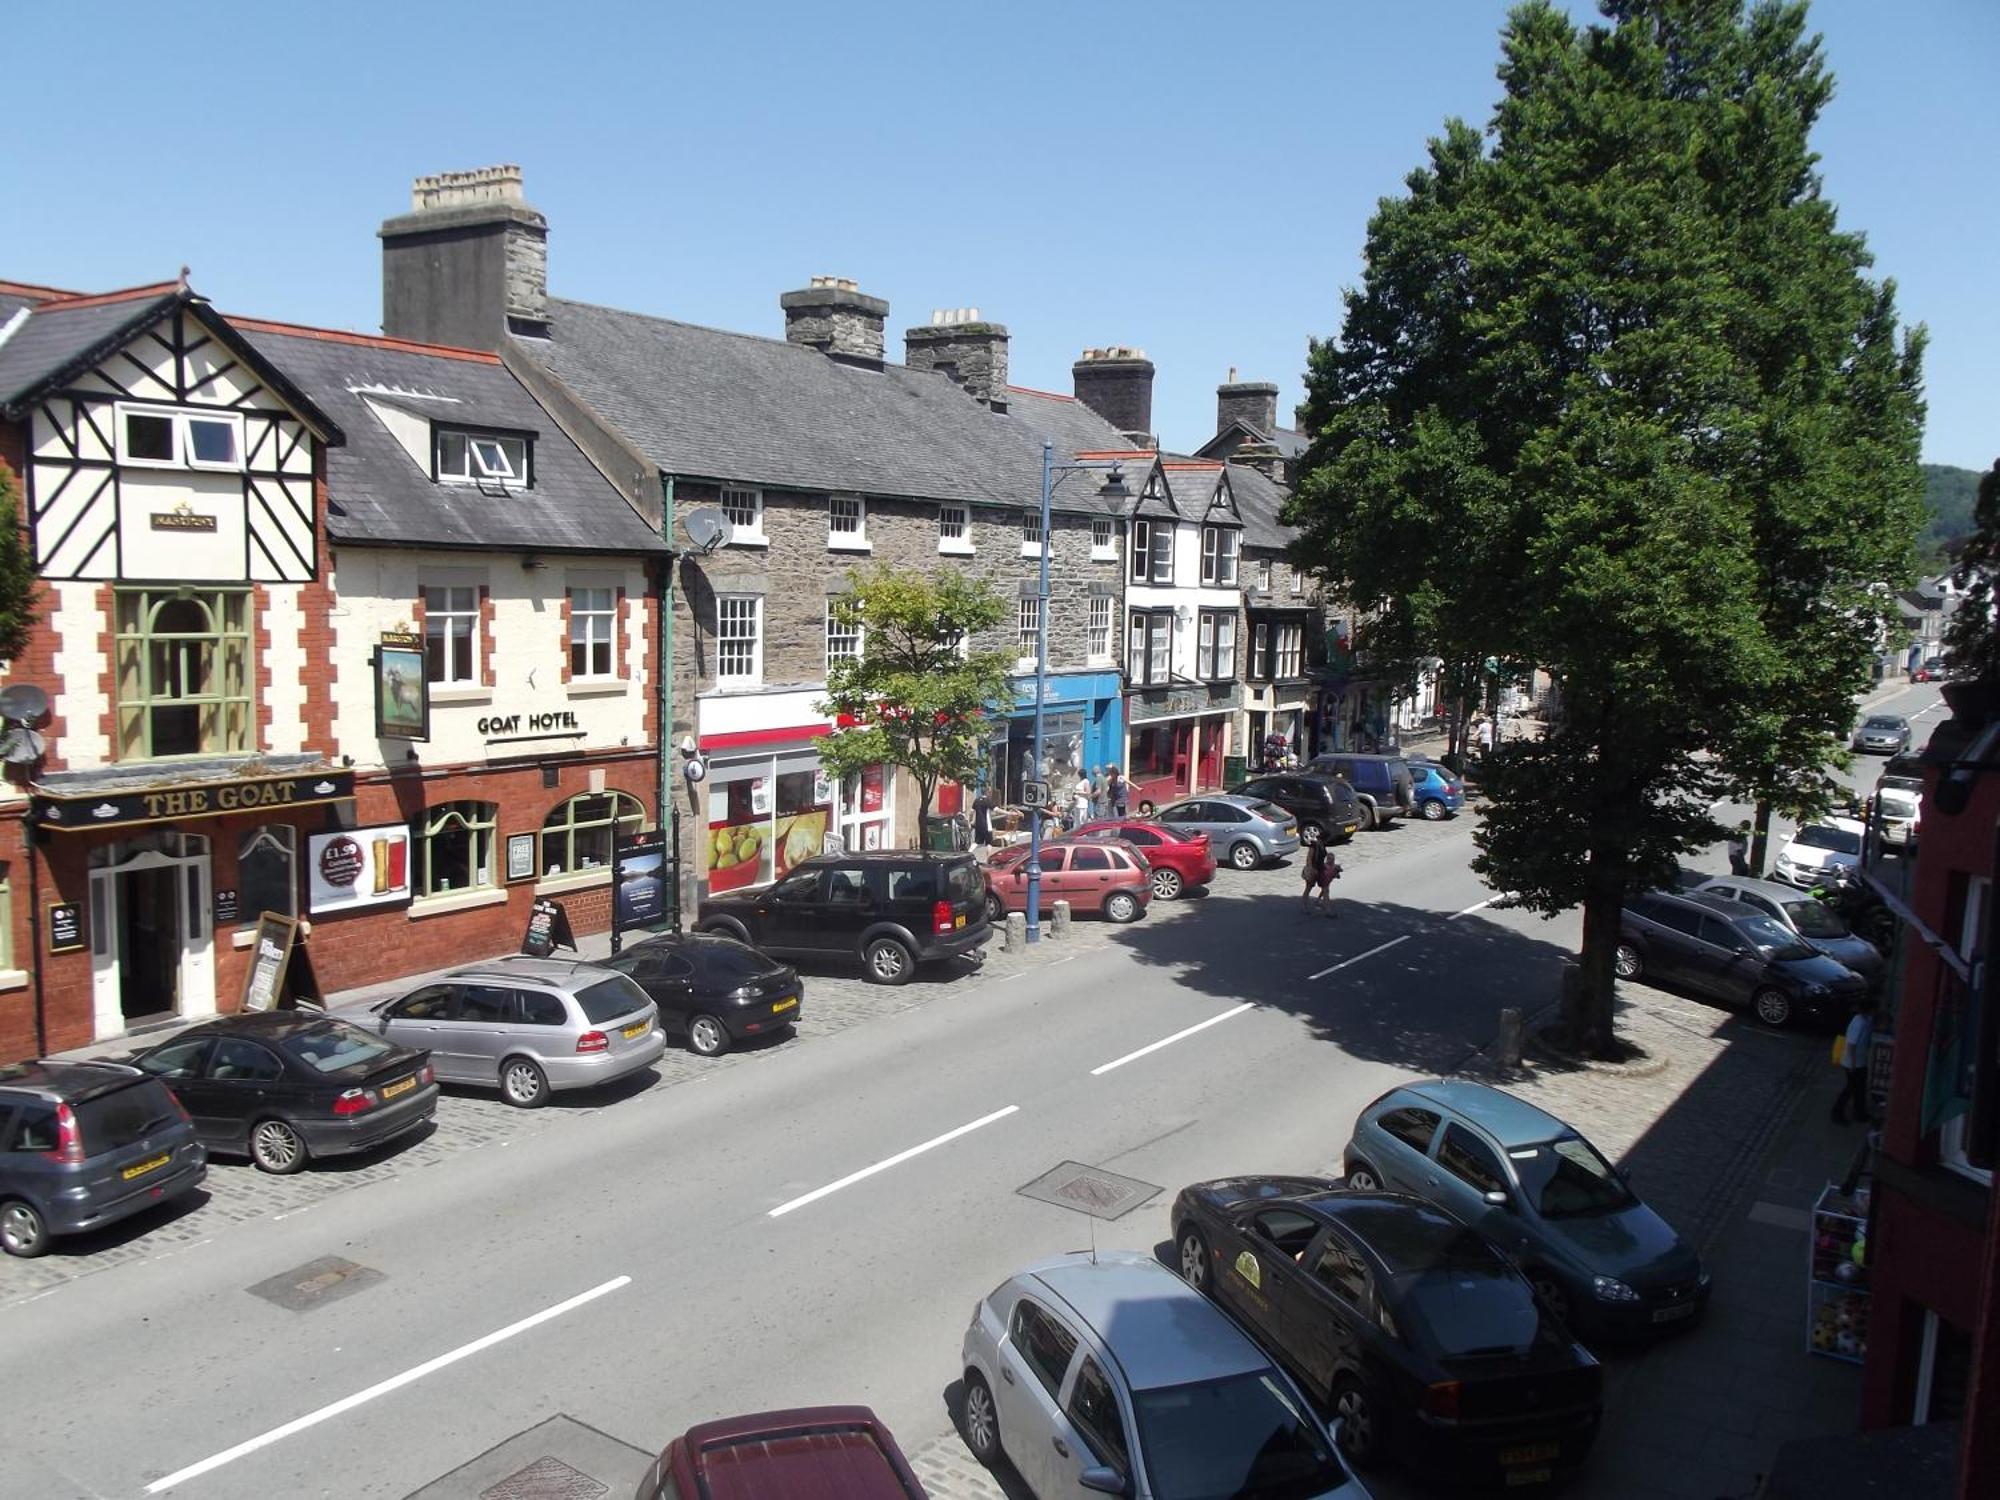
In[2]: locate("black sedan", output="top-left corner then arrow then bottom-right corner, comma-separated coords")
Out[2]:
1172,1178 -> 1602,1488
133,1012 -> 436,1174
596,932 -> 802,1057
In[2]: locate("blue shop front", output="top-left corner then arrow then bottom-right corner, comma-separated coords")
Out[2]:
987,670 -> 1125,805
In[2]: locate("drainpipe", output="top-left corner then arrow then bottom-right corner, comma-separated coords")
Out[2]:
26,820 -> 46,1056
658,473 -> 679,932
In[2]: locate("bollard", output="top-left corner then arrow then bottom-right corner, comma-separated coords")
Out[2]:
1003,911 -> 1027,953
1051,899 -> 1072,937
1497,1006 -> 1524,1070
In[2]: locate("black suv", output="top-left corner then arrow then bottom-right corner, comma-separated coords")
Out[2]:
1226,773 -> 1365,847
1305,753 -> 1417,829
696,851 -> 991,986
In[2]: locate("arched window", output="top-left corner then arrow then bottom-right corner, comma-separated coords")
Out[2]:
540,792 -> 646,877
411,802 -> 498,896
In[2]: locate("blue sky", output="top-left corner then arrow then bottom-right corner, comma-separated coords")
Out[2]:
4,1 -> 1990,468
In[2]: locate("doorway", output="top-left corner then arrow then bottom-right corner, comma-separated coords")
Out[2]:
119,864 -> 181,1021
88,831 -> 215,1038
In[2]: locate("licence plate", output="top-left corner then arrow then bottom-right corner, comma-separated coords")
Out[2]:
1500,1445 -> 1559,1465
1505,1468 -> 1552,1487
771,996 -> 798,1013
382,1076 -> 417,1100
955,913 -> 966,927
622,1021 -> 650,1039
122,1152 -> 170,1181
1653,1301 -> 1697,1322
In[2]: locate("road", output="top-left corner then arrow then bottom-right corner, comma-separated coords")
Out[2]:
1,684 -> 1935,1500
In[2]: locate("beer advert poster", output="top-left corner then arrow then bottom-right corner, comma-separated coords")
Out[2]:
307,825 -> 413,914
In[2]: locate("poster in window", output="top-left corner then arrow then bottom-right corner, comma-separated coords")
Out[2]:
506,832 -> 536,883
374,631 -> 430,741
861,764 -> 884,813
749,777 -> 772,816
307,825 -> 412,913
613,829 -> 668,932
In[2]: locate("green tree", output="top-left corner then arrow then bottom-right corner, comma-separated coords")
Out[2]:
1288,0 -> 1924,1056
1942,461 -> 2000,680
816,567 -> 1013,836
0,464 -> 37,664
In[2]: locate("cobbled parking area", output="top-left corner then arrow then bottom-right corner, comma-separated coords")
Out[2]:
2,806 -> 1475,1304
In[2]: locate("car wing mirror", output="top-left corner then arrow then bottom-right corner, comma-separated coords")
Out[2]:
1483,1188 -> 1513,1209
1078,1465 -> 1131,1497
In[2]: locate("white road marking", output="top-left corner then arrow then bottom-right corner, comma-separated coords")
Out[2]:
1448,897 -> 1499,920
1309,934 -> 1411,980
142,1275 -> 631,1493
1090,1004 -> 1255,1077
768,1105 -> 1021,1217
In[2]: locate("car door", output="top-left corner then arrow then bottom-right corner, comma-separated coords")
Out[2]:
1031,846 -> 1072,903
757,867 -> 825,952
1157,801 -> 1212,839
1294,1226 -> 1377,1401
817,865 -> 878,952
454,983 -> 525,1081
995,1297 -> 1083,1499
615,948 -> 696,1033
203,1036 -> 288,1149
1065,844 -> 1114,911
1431,1121 -> 1516,1238
1060,1353 -> 1136,1496
1220,1206 -> 1321,1352
1630,896 -> 1702,985
138,1036 -> 217,1143
1694,913 -> 1759,1003
379,984 -> 458,1077
1367,1103 -> 1443,1193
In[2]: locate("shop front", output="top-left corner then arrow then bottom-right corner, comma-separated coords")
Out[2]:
986,671 -> 1123,807
1125,683 -> 1242,810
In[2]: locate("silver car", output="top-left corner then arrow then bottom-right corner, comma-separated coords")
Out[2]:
1851,714 -> 1911,754
361,958 -> 666,1107
1155,793 -> 1301,871
1695,875 -> 1885,986
961,1251 -> 1365,1499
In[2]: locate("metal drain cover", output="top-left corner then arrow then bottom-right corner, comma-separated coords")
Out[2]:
1017,1160 -> 1161,1221
480,1456 -> 608,1500
246,1255 -> 383,1312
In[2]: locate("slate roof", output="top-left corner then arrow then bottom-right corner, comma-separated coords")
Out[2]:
515,299 -> 1143,518
1227,460 -> 1294,550
1195,416 -> 1309,464
236,320 -> 664,555
0,284 -> 181,416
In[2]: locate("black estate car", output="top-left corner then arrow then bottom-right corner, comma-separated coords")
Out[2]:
697,850 -> 990,985
597,932 -> 803,1057
1173,1179 -> 1602,1487
1616,888 -> 1867,1028
1227,773 -> 1365,847
134,1012 -> 437,1174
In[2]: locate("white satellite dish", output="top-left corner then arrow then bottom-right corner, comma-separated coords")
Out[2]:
682,507 -> 732,556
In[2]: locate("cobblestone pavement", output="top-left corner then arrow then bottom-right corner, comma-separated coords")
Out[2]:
2,808 -> 1476,1304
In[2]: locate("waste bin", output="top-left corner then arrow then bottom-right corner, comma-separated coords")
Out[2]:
1222,754 -> 1248,786
923,814 -> 971,853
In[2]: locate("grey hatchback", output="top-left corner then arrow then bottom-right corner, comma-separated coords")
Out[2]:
0,1061 -> 207,1257
361,959 -> 666,1108
1154,794 -> 1300,870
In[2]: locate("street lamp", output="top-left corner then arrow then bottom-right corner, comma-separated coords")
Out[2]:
1027,441 -> 1129,943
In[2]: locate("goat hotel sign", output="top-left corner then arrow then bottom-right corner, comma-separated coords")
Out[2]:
31,770 -> 356,833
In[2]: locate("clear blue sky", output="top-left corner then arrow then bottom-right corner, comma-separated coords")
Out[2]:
4,1 -> 1990,469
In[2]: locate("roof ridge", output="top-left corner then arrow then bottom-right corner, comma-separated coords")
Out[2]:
1006,383 -> 1077,402
228,316 -> 503,364
0,278 -> 85,303
551,294 -> 836,359
35,280 -> 182,313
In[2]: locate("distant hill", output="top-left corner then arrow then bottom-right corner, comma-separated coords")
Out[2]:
1920,463 -> 1984,567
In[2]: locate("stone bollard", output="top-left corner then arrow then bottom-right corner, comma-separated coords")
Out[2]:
1051,900 -> 1072,937
1003,911 -> 1027,952
1497,1006 -> 1524,1070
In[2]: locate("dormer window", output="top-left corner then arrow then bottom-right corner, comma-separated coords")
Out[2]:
116,404 -> 243,471
435,428 -> 530,487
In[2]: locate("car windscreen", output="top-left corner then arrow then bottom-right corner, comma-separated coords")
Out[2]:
1878,789 -> 1919,817
286,1020 -> 396,1074
1797,826 -> 1862,855
577,975 -> 652,1023
1508,1135 -> 1635,1219
1740,913 -> 1816,960
1863,717 -> 1903,730
1393,1263 -> 1557,1357
1130,1371 -> 1346,1500
1781,899 -> 1850,938
74,1080 -> 182,1153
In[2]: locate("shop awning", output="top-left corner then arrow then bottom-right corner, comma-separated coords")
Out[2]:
30,756 -> 355,834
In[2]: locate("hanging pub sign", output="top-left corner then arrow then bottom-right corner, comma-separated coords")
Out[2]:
521,897 -> 577,958
374,630 -> 430,742
47,903 -> 84,954
613,829 -> 668,933
238,912 -> 323,1012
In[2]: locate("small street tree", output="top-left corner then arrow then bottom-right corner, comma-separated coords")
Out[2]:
0,464 -> 37,664
1288,0 -> 1925,1057
816,567 -> 1013,836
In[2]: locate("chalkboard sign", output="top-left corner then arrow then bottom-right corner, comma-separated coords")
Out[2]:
521,898 -> 577,959
47,903 -> 84,954
213,888 -> 240,927
240,913 -> 299,1012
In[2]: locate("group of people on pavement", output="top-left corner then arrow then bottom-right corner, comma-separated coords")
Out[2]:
1061,766 -> 1128,828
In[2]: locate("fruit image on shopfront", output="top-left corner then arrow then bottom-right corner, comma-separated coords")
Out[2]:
708,821 -> 768,892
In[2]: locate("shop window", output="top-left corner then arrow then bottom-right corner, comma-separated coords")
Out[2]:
113,588 -> 253,759
1129,723 -> 1178,780
708,760 -> 833,890
569,587 -> 615,679
720,486 -> 765,543
540,792 -> 645,877
716,595 -> 762,685
840,765 -> 891,852
237,825 -> 296,927
424,584 -> 480,685
412,801 -> 498,896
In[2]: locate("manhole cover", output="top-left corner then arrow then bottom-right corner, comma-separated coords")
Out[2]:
480,1456 -> 608,1500
246,1255 -> 384,1312
1017,1160 -> 1161,1221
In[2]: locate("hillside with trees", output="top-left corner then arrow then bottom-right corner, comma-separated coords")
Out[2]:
1921,463 -> 1984,565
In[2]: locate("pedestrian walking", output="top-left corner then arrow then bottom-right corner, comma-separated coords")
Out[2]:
1831,995 -> 1877,1125
1299,838 -> 1341,914
972,788 -> 994,848
1070,775 -> 1094,830
1474,714 -> 1494,757
1727,821 -> 1751,876
1106,766 -> 1127,818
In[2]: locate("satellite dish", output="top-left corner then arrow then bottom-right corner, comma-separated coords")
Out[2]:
0,727 -> 45,765
682,507 -> 732,556
0,683 -> 49,725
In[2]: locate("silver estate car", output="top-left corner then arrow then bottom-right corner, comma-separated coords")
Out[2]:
1154,794 -> 1301,871
961,1251 -> 1366,1500
360,958 -> 666,1108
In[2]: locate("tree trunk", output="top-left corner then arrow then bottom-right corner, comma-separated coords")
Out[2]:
914,775 -> 933,849
1750,799 -> 1772,878
1567,844 -> 1628,1059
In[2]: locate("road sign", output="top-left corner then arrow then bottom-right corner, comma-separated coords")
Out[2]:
1021,780 -> 1051,807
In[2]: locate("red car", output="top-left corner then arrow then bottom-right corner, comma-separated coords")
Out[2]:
1066,817 -> 1218,900
984,838 -> 1152,922
636,1405 -> 925,1500
1912,662 -> 1941,683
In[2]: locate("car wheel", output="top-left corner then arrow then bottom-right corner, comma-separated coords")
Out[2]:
501,1055 -> 550,1108
1177,1223 -> 1210,1290
984,891 -> 1006,924
1344,1159 -> 1381,1192
1613,942 -> 1644,981
1331,1378 -> 1382,1469
1229,840 -> 1261,871
1753,987 -> 1794,1028
1298,820 -> 1324,848
1421,797 -> 1447,821
1104,890 -> 1141,924
1530,1271 -> 1575,1328
0,1199 -> 51,1258
687,1014 -> 731,1057
961,1371 -> 1003,1466
1150,866 -> 1184,900
1358,797 -> 1381,829
250,1118 -> 309,1175
865,937 -> 915,985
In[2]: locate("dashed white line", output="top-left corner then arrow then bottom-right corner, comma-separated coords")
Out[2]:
1448,897 -> 1499,920
1089,1004 -> 1255,1077
1309,934 -> 1411,981
143,1274 -> 632,1493
768,1105 -> 1021,1217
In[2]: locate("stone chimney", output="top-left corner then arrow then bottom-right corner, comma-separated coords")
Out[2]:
780,276 -> 889,366
1217,375 -> 1279,437
904,309 -> 1010,411
1072,347 -> 1155,445
379,165 -> 548,350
